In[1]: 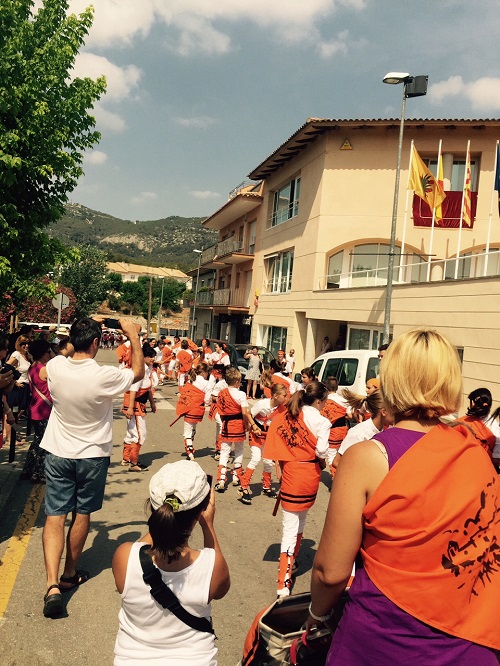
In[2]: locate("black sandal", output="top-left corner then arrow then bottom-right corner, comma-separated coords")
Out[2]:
43,584 -> 63,618
59,569 -> 90,591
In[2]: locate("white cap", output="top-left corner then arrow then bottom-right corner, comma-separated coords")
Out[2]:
149,460 -> 210,512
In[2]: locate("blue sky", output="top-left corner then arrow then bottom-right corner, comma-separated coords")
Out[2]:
56,0 -> 500,220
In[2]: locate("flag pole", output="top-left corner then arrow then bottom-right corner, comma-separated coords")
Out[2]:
427,139 -> 443,282
454,140 -> 470,280
398,140 -> 414,283
484,140 -> 499,276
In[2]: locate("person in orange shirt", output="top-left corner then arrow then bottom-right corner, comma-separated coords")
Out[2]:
214,368 -> 252,492
176,339 -> 193,388
264,381 -> 330,597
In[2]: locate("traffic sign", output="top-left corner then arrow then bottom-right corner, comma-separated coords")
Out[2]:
52,293 -> 70,310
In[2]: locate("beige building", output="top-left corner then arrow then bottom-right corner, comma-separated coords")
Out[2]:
194,118 -> 500,403
107,261 -> 190,287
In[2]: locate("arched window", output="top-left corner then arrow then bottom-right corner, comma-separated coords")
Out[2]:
350,243 -> 401,286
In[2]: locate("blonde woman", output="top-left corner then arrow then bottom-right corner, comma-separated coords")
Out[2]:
308,329 -> 500,664
7,335 -> 31,434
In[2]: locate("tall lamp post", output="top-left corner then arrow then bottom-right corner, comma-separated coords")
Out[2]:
382,72 -> 428,344
157,276 -> 165,336
191,249 -> 203,340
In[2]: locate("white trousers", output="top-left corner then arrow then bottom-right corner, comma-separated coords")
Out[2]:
247,445 -> 274,473
281,508 -> 308,555
124,414 -> 147,446
219,440 -> 244,480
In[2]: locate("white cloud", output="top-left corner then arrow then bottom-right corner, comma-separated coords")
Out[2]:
65,0 -> 367,55
429,75 -> 500,112
189,190 -> 221,199
131,192 -> 159,204
92,105 -> 126,133
74,53 -> 142,102
317,30 -> 350,59
85,150 -> 108,165
173,116 -> 216,129
68,0 -> 157,47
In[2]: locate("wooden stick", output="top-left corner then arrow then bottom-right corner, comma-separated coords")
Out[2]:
272,491 -> 281,517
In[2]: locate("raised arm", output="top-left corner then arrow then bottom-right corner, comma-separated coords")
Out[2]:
119,319 -> 144,383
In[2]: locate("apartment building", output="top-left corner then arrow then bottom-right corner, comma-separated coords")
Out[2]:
194,118 -> 500,401
191,181 -> 263,343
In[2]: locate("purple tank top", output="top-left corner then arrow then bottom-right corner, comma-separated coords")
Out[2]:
326,427 -> 498,666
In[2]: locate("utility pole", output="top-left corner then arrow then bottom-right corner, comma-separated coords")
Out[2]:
146,275 -> 153,336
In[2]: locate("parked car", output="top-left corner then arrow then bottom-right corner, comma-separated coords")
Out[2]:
197,340 -> 276,394
309,349 -> 379,396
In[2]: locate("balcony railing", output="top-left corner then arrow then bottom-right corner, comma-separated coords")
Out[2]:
217,238 -> 243,257
201,245 -> 217,264
196,290 -> 214,305
213,288 -> 248,307
316,250 -> 500,290
200,238 -> 256,265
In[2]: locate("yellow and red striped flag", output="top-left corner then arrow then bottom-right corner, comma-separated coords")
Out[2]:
462,155 -> 472,228
435,152 -> 445,224
408,148 -> 446,213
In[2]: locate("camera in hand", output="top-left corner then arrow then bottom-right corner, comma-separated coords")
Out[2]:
104,318 -> 121,329
0,363 -> 21,381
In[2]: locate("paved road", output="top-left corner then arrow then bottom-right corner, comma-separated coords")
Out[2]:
0,349 -> 332,666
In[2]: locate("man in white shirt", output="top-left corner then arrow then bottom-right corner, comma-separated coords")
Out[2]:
41,318 -> 144,618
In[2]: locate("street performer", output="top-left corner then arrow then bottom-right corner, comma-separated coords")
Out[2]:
236,382 -> 288,505
264,381 -> 330,598
175,362 -> 214,460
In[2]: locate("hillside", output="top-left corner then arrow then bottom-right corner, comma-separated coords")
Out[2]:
48,203 -> 218,271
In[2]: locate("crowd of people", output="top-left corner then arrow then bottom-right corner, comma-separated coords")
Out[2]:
2,322 -> 500,664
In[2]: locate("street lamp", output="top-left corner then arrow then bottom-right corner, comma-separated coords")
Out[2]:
157,276 -> 165,336
191,249 -> 203,340
382,72 -> 428,344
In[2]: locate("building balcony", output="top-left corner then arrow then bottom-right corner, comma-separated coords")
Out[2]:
200,238 -> 256,268
213,288 -> 249,309
196,290 -> 214,306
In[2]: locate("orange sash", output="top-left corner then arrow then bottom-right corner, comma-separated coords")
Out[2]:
217,388 -> 246,441
264,411 -> 317,462
176,383 -> 205,423
116,343 -> 131,368
122,385 -> 150,416
362,423 -> 500,649
459,415 -> 496,458
177,350 -> 193,373
321,399 -> 348,446
250,404 -> 286,448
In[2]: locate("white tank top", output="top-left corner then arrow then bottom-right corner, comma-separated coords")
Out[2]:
114,542 -> 217,665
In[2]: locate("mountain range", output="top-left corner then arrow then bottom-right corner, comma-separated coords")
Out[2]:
48,203 -> 218,272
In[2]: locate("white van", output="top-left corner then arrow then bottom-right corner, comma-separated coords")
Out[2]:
310,349 -> 379,396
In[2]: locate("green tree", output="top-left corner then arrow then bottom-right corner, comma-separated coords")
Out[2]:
107,271 -> 123,293
120,277 -> 186,317
59,244 -> 109,318
0,0 -> 106,299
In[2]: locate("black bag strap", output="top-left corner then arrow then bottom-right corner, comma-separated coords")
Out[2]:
139,545 -> 215,635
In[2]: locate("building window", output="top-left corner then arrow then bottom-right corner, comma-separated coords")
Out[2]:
270,177 -> 301,227
326,251 -> 343,288
347,326 -> 383,351
265,250 -> 294,293
427,159 -> 478,191
262,326 -> 287,356
351,244 -> 401,286
444,253 -> 471,280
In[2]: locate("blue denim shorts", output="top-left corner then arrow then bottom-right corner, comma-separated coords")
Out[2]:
44,453 -> 110,516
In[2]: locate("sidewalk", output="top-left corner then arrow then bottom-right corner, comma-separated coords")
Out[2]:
0,423 -> 30,516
